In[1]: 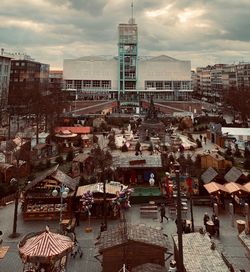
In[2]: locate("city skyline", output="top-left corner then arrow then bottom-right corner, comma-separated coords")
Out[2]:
1,0 -> 250,69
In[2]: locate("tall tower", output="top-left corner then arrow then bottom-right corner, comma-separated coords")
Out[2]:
118,1 -> 138,101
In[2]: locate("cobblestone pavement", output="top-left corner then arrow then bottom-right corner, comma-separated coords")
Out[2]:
1,200 -> 250,272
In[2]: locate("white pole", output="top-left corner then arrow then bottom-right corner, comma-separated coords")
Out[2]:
229,203 -> 234,227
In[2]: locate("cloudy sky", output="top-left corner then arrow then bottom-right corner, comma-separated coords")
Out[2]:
1,0 -> 250,69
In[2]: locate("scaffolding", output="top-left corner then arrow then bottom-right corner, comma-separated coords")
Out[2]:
118,4 -> 138,101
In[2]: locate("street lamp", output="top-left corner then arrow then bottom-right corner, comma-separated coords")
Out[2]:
9,177 -> 20,238
172,162 -> 184,272
52,185 -> 69,229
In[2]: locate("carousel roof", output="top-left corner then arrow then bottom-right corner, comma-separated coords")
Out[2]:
18,227 -> 73,263
54,126 -> 91,134
55,129 -> 77,138
98,223 -> 168,252
25,165 -> 78,191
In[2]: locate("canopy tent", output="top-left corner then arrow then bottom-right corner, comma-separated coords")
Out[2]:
204,182 -> 228,194
224,182 -> 249,194
18,227 -> 74,264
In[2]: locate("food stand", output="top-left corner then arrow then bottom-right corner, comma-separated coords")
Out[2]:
22,165 -> 79,221
76,182 -> 125,219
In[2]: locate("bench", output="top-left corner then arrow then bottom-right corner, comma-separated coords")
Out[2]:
140,206 -> 158,219
193,199 -> 211,206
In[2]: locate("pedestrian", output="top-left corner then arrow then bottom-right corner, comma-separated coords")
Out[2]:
204,136 -> 207,144
211,212 -> 216,223
203,212 -> 210,230
75,210 -> 80,226
160,203 -> 168,223
96,222 -> 106,240
199,134 -> 203,142
214,216 -> 220,237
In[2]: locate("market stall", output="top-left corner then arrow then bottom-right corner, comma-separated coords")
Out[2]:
76,182 -> 126,219
22,165 -> 79,221
18,226 -> 74,272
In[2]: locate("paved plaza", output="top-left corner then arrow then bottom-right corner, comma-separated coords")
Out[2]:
1,199 -> 250,272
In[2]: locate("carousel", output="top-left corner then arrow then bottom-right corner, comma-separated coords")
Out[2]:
18,226 -> 74,272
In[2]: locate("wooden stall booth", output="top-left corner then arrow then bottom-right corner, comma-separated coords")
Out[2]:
97,223 -> 168,272
224,182 -> 249,214
76,182 -> 124,219
22,165 -> 79,221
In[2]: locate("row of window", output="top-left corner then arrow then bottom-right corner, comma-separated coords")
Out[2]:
65,80 -> 111,89
145,81 -> 191,90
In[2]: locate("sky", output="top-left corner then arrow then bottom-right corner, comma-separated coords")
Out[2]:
1,0 -> 250,70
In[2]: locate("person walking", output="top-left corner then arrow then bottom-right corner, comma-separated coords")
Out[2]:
203,212 -> 210,230
214,216 -> 220,237
160,203 -> 168,223
204,136 -> 207,144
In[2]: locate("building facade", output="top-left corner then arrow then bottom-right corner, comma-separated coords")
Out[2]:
63,19 -> 192,103
8,57 -> 49,106
0,51 -> 11,124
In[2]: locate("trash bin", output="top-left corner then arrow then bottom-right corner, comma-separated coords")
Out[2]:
236,220 -> 246,234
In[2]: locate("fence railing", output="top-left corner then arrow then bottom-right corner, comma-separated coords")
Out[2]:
0,193 -> 16,206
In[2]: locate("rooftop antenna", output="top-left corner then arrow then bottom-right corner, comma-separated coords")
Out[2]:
131,1 -> 134,22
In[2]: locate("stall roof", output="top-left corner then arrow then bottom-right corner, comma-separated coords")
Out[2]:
201,167 -> 218,184
76,182 -> 126,197
243,182 -> 250,192
98,223 -> 168,253
224,167 -> 243,183
73,153 -> 90,163
204,182 -> 228,194
224,182 -> 249,194
112,153 -> 162,168
25,165 -> 78,191
0,163 -> 15,171
132,263 -> 167,272
173,233 -> 230,272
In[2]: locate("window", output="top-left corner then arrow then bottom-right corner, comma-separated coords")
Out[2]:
83,80 -> 91,87
15,62 -> 20,66
93,80 -> 100,88
74,80 -> 82,90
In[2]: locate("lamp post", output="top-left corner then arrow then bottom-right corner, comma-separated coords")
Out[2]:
173,162 -> 184,271
52,185 -> 69,229
9,178 -> 20,238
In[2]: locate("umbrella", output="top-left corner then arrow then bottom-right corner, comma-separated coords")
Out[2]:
18,227 -> 74,264
204,181 -> 228,194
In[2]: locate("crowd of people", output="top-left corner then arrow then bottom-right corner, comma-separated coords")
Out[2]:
203,212 -> 220,236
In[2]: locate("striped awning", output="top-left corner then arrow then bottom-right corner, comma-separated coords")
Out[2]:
204,182 -> 228,194
18,227 -> 74,263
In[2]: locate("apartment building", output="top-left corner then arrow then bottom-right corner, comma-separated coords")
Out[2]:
8,56 -> 49,107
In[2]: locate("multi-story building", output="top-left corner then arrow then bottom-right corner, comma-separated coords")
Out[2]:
222,65 -> 237,91
0,49 -> 11,123
236,62 -> 250,89
49,70 -> 63,94
8,56 -> 49,107
63,18 -> 192,104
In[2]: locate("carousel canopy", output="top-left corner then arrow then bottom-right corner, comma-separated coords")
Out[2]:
224,182 -> 249,194
18,227 -> 74,264
54,126 -> 91,134
132,263 -> 167,272
204,182 -> 228,194
55,130 -> 77,138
